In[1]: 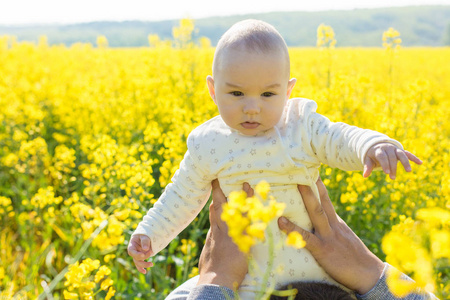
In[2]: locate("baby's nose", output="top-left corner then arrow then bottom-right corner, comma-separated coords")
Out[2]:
243,99 -> 260,114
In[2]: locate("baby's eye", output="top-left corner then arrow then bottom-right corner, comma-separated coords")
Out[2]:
262,92 -> 275,97
230,91 -> 243,96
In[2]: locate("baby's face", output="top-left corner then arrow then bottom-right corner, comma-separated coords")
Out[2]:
207,48 -> 296,136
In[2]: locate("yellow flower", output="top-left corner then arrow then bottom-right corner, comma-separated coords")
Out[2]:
96,35 -> 108,48
382,28 -> 402,49
100,278 -> 114,291
316,24 -> 337,48
148,34 -> 160,47
247,223 -> 267,241
386,267 -> 420,298
416,207 -> 450,226
228,190 -> 248,207
255,180 -> 270,200
180,239 -> 196,255
286,231 -> 306,249
430,229 -> 450,259
189,267 -> 199,278
63,290 -> 79,299
221,181 -> 285,253
95,266 -> 111,283
104,254 -> 116,263
105,287 -> 116,300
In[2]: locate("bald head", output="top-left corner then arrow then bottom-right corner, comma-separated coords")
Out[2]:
212,19 -> 290,78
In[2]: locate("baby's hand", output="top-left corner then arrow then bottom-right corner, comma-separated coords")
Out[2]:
363,142 -> 422,179
127,234 -> 154,274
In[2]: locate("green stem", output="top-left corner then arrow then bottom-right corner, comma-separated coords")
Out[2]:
37,219 -> 109,300
256,226 -> 275,300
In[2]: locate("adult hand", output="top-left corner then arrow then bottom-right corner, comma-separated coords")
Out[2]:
196,180 -> 251,290
278,178 -> 385,295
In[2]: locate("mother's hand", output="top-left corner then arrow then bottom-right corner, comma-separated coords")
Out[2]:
196,180 -> 251,290
278,178 -> 385,295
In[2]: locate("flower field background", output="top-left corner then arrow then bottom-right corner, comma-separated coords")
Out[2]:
1,21 -> 450,299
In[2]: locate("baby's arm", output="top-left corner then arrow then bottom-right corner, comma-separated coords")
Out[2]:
363,142 -> 422,179
300,99 -> 421,175
129,135 -> 214,271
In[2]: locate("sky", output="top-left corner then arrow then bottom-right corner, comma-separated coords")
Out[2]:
1,0 -> 450,25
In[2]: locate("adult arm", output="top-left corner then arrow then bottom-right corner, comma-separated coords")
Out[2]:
357,263 -> 439,300
278,178 -> 438,299
174,177 -> 438,299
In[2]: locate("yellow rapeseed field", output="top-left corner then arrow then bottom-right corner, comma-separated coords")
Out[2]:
0,21 -> 449,299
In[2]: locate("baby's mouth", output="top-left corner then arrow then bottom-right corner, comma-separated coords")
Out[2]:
241,121 -> 260,129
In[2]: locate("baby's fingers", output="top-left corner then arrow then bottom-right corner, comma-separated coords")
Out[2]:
363,158 -> 375,178
396,149 -> 412,172
405,150 -> 423,165
128,247 -> 152,261
133,258 -> 154,274
386,147 -> 398,179
373,148 -> 391,175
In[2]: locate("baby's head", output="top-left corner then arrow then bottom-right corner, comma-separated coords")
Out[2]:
207,19 -> 296,136
270,281 -> 354,300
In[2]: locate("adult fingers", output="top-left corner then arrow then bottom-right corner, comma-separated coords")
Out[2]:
396,149 -> 412,172
297,184 -> 332,236
278,216 -> 319,252
211,179 -> 229,232
243,182 -> 254,197
315,178 -> 339,225
405,150 -> 423,165
211,179 -> 227,212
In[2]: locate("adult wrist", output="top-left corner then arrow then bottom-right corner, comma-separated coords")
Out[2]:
355,262 -> 388,296
354,258 -> 385,295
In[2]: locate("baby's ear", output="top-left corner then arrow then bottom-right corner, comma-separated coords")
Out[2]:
286,78 -> 297,98
206,76 -> 216,103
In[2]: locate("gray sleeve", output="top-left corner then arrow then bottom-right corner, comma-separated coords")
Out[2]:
187,285 -> 235,300
356,263 -> 439,300
164,277 -> 235,300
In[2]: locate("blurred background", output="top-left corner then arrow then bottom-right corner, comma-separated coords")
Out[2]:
1,1 -> 450,299
1,0 -> 450,47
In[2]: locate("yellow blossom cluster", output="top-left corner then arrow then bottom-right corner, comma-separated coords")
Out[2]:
316,24 -> 337,48
221,181 -> 286,253
29,186 -> 63,209
382,27 -> 402,50
382,208 -> 450,297
64,258 -> 115,300
70,202 -> 126,251
0,196 -> 14,219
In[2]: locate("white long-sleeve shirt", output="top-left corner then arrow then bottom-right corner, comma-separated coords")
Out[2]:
133,98 -> 402,298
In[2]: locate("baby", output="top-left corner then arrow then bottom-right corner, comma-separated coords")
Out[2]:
128,20 -> 421,298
